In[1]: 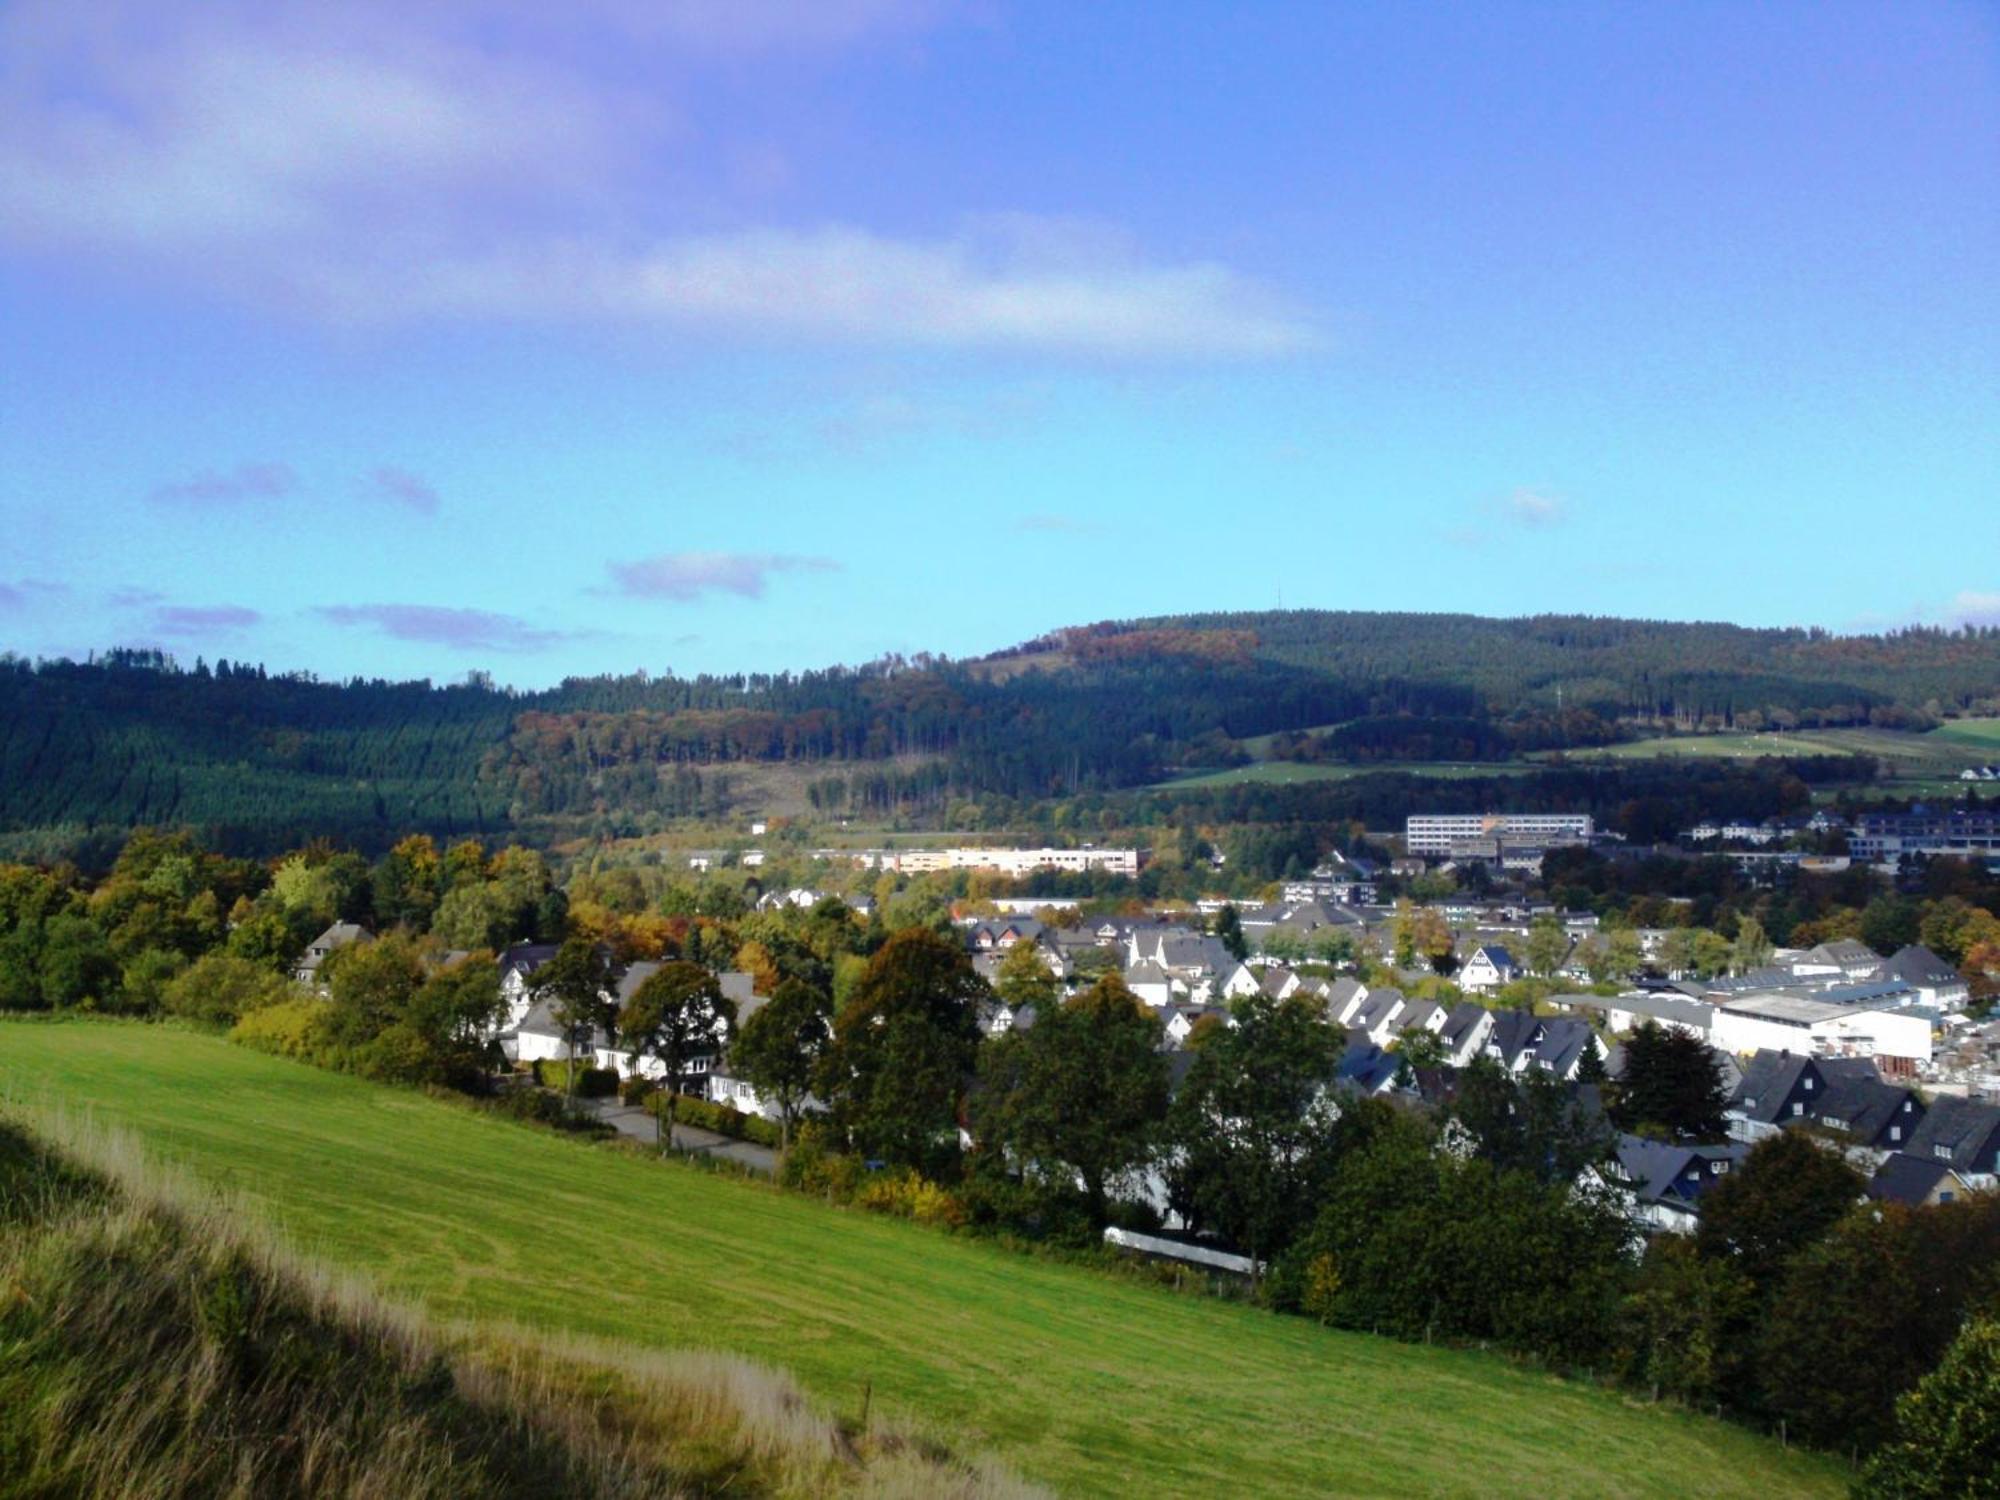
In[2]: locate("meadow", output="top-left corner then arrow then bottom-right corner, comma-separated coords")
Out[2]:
1545,720 -> 2000,780
1153,760 -> 1536,790
0,1022 -> 1848,1499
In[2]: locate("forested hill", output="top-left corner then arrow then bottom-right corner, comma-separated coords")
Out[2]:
3,611 -> 1997,856
999,612 -> 2000,722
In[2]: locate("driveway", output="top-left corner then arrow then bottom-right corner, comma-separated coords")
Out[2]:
584,1100 -> 777,1174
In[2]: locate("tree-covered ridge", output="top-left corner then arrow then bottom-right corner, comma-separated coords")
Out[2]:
1079,610 -> 2000,721
4,607 -> 1998,854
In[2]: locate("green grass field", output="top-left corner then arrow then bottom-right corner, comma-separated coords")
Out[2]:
1154,760 -> 1535,791
0,1022 -> 1847,1499
1541,720 -> 2000,781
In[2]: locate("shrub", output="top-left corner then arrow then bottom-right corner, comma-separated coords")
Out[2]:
165,953 -> 292,1029
489,1088 -> 611,1137
854,1168 -> 968,1229
780,1134 -> 863,1202
619,1076 -> 658,1106
646,1093 -> 782,1149
229,998 -> 328,1061
530,1059 -> 619,1098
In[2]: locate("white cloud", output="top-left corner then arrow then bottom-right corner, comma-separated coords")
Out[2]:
0,1 -> 1313,358
1944,591 -> 2000,628
609,551 -> 839,602
335,226 -> 1314,355
1499,487 -> 1566,528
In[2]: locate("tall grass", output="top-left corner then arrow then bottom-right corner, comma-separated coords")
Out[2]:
0,1107 -> 1042,1500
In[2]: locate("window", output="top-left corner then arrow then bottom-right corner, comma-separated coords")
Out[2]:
1792,1102 -> 1804,1116
1891,1126 -> 1902,1142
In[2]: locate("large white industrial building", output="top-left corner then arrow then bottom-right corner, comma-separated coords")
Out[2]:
1403,813 -> 1594,857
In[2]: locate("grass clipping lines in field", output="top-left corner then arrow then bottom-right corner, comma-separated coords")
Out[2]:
0,1107 -> 1043,1500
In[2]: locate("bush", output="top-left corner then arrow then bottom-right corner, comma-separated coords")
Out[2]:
780,1132 -> 864,1202
530,1059 -> 619,1098
229,998 -> 328,1061
165,953 -> 292,1029
855,1168 -> 969,1229
489,1087 -> 611,1137
619,1076 -> 657,1106
645,1093 -> 782,1149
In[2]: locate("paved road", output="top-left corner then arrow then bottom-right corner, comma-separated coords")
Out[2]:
584,1100 -> 777,1174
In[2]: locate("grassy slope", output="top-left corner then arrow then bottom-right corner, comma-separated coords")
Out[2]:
1538,722 -> 2000,788
0,1023 -> 1846,1500
1151,761 -> 1535,790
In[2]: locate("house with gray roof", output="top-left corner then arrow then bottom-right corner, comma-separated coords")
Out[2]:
1605,1133 -> 1748,1235
1875,945 -> 1970,1009
1437,1003 -> 1496,1068
1482,1011 -> 1603,1080
1901,1097 -> 2000,1187
1867,1153 -> 1976,1207
1726,1049 -> 1880,1142
291,922 -> 371,987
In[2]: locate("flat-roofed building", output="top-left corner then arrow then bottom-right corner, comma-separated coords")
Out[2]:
1711,991 -> 1932,1070
1404,813 -> 1593,857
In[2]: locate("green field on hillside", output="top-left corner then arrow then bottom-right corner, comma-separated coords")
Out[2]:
1929,718 -> 2000,750
1544,720 -> 2000,779
1154,760 -> 1535,791
0,1023 -> 1847,1499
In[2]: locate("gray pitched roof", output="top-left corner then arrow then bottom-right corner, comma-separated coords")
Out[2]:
1867,1153 -> 1960,1205
1439,1002 -> 1490,1046
1614,1133 -> 1747,1209
1877,945 -> 1964,988
1812,1077 -> 1923,1146
1903,1097 -> 2000,1175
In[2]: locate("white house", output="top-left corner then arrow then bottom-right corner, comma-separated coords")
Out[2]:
1457,944 -> 1521,995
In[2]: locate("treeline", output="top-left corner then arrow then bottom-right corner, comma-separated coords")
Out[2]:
1264,707 -> 1627,764
1145,610 -> 2000,722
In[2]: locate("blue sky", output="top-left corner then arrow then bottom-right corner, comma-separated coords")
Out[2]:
1,0 -> 1995,686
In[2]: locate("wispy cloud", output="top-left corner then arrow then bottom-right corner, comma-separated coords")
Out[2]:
1016,513 -> 1096,535
1445,486 -> 1572,548
362,465 -> 441,514
608,551 -> 840,602
1944,591 -> 2000,629
153,604 -> 260,636
108,585 -> 167,609
1498,486 -> 1566,529
150,462 -> 298,505
317,603 -> 574,652
0,578 -> 66,609
0,4 -> 1312,359
332,227 -> 1317,356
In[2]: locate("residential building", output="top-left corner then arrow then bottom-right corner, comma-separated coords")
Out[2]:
291,922 -> 370,986
1458,944 -> 1521,994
